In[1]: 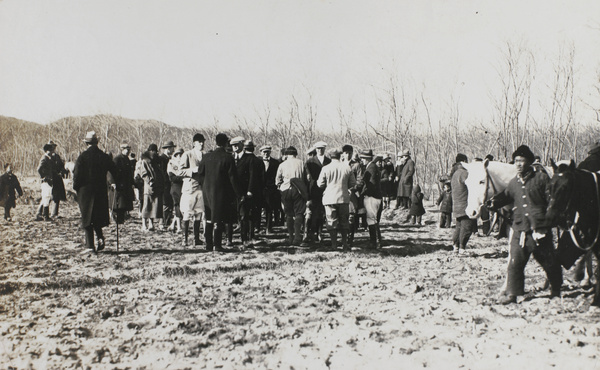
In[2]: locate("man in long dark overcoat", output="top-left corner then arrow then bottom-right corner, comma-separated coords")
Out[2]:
73,131 -> 117,252
198,133 -> 242,251
109,142 -> 135,224
46,141 -> 68,218
159,141 -> 176,229
230,137 -> 260,247
395,149 -> 414,209
243,141 -> 265,241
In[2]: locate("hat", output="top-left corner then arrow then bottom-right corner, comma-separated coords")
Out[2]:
83,131 -> 98,144
589,141 -> 600,155
230,136 -> 245,145
193,133 -> 205,143
47,140 -> 57,147
313,141 -> 327,149
174,148 -> 184,157
342,144 -> 353,153
306,146 -> 316,155
359,149 -> 374,159
147,143 -> 158,152
259,145 -> 272,152
285,146 -> 298,156
455,153 -> 468,163
120,141 -> 131,149
162,140 -> 176,148
327,148 -> 342,159
374,153 -> 384,162
43,143 -> 54,152
243,140 -> 255,150
512,145 -> 535,163
397,149 -> 410,157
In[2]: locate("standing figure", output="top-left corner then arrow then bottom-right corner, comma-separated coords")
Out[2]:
436,182 -> 453,228
276,146 -> 308,246
451,153 -> 477,254
167,148 -> 185,233
395,149 -> 414,209
139,144 -> 164,231
260,145 -> 281,234
35,143 -> 55,221
317,148 -> 356,250
244,141 -> 265,241
179,134 -> 206,246
358,149 -> 383,249
198,133 -> 242,251
488,145 -> 562,304
159,141 -> 176,229
47,141 -> 67,218
341,144 -> 364,248
110,142 -> 135,224
409,184 -> 426,225
380,155 -> 395,209
304,141 -> 331,244
0,164 -> 23,221
73,131 -> 117,252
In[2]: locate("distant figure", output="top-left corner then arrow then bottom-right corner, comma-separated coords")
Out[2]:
47,141 -> 68,218
305,141 -> 331,244
159,141 -> 176,228
276,146 -> 308,246
35,143 -> 55,221
139,144 -> 164,232
395,149 -> 414,209
167,148 -> 185,233
436,182 -> 452,228
73,131 -> 117,252
358,149 -> 383,249
179,134 -> 206,246
109,142 -> 135,224
451,153 -> 476,254
0,164 -> 23,221
409,184 -> 425,225
260,145 -> 281,234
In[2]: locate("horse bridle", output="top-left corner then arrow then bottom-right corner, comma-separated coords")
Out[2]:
568,170 -> 600,251
482,165 -> 498,213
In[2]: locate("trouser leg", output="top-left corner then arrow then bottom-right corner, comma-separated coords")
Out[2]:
294,216 -> 304,245
330,230 -> 338,249
4,206 -> 10,220
183,220 -> 190,245
84,225 -> 94,250
213,222 -> 223,249
51,201 -> 60,217
458,217 -> 475,249
506,231 -> 530,296
286,216 -> 294,244
193,220 -> 202,245
532,233 -> 562,295
204,221 -> 214,250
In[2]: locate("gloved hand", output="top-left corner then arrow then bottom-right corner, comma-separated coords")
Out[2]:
532,229 -> 547,241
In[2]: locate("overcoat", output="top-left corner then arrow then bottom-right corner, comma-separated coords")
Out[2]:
262,157 -> 281,208
198,147 -> 242,223
361,161 -> 382,199
380,161 -> 395,197
0,173 -> 23,209
109,153 -> 134,211
409,185 -> 426,216
73,145 -> 116,228
50,153 -> 67,202
305,156 -> 331,203
450,162 -> 468,219
397,157 -> 415,198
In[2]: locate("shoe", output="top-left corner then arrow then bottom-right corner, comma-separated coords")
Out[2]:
226,240 -> 233,247
499,295 -> 517,305
96,238 -> 105,251
550,290 -> 561,298
5,217 -> 11,222
35,215 -> 44,221
214,246 -> 226,252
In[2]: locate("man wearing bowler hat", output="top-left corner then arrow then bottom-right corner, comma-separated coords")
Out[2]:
73,131 -> 117,252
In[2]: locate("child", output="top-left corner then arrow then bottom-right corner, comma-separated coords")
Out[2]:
0,164 -> 23,221
409,184 -> 426,225
436,182 -> 452,228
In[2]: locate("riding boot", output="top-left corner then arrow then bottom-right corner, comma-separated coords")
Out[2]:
376,224 -> 383,248
303,214 -> 313,243
226,223 -> 234,246
348,214 -> 355,247
51,201 -> 60,218
286,216 -> 295,244
294,216 -> 304,246
84,226 -> 95,251
204,221 -> 214,251
193,220 -> 202,245
182,220 -> 190,246
341,230 -> 349,250
330,230 -> 338,249
368,225 -> 377,249
43,206 -> 51,221
214,223 -> 224,251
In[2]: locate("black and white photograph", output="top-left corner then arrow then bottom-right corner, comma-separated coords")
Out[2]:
1,0 -> 600,368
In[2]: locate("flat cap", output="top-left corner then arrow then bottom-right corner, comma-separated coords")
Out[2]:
259,145 -> 272,152
313,141 -> 327,149
230,136 -> 245,145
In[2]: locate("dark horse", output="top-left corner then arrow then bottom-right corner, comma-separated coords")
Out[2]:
546,160 -> 600,307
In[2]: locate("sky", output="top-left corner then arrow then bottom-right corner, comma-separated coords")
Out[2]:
0,0 -> 599,129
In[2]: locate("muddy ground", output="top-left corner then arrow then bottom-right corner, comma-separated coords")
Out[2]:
1,178 -> 599,369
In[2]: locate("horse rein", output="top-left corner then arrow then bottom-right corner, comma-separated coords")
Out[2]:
569,170 -> 600,251
481,165 -> 498,216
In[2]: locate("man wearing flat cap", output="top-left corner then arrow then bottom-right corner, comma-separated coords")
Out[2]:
108,141 -> 135,224
260,145 -> 281,234
158,140 -> 176,229
487,145 -> 562,304
73,131 -> 118,252
395,149 -> 414,209
317,148 -> 356,250
304,141 -> 331,244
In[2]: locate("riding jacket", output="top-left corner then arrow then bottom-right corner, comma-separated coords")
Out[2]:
491,166 -> 550,232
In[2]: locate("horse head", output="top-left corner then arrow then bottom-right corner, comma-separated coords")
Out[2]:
546,159 -> 577,229
463,160 -> 517,219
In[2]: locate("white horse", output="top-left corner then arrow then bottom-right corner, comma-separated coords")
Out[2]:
463,160 -> 517,220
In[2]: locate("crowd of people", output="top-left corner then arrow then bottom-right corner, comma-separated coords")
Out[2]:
2,131 -> 598,305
